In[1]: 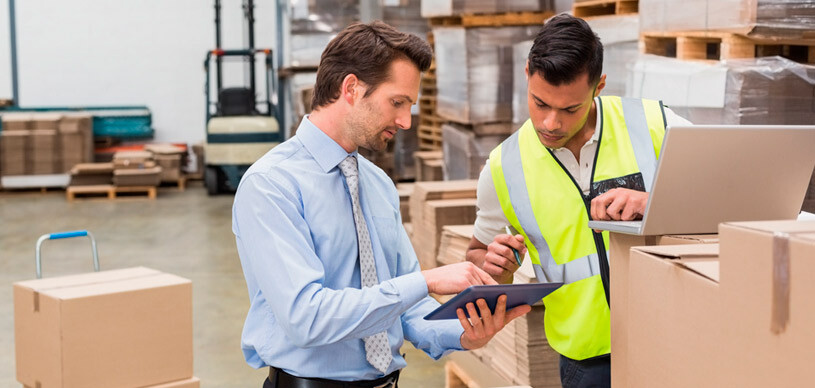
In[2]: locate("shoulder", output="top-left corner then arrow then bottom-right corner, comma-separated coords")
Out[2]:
237,138 -> 308,196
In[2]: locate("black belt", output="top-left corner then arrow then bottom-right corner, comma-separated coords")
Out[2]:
268,367 -> 400,388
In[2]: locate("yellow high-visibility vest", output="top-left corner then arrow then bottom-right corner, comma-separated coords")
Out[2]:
489,96 -> 667,360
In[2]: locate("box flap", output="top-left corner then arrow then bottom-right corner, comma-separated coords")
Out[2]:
14,267 -> 159,291
663,234 -> 719,244
724,220 -> 815,234
48,273 -> 191,300
632,243 -> 720,259
675,260 -> 720,282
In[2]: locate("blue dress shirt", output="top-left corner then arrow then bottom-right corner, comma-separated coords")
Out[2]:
232,117 -> 464,381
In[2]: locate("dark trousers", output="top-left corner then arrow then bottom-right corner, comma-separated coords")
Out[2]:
559,354 -> 610,388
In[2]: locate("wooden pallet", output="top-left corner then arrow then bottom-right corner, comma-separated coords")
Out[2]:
641,31 -> 815,64
573,0 -> 638,18
160,176 -> 187,191
429,11 -> 554,28
416,124 -> 442,151
66,184 -> 157,201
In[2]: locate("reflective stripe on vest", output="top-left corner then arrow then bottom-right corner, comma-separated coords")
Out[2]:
489,96 -> 666,360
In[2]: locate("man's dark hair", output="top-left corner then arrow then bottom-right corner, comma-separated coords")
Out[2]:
312,21 -> 432,109
528,14 -> 604,86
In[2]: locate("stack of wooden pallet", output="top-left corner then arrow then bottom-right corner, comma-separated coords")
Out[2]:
417,32 -> 445,152
628,0 -> 815,126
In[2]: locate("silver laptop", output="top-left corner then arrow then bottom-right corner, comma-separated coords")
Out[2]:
588,125 -> 815,236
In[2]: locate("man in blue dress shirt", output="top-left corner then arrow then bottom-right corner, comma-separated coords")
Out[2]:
233,21 -> 531,388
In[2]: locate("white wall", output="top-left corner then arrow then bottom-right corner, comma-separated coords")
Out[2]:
0,0 -> 278,144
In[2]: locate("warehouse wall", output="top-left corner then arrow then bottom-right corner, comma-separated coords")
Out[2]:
0,0 -> 278,144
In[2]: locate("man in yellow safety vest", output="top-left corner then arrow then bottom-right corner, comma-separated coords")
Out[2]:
465,14 -> 691,388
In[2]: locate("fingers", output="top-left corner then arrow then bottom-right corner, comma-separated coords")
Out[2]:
477,298 -> 496,335
474,265 -> 499,285
605,195 -> 626,221
505,304 -> 532,323
465,302 -> 484,338
492,295 -> 507,329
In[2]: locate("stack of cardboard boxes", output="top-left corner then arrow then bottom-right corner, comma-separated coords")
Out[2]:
408,180 -> 478,269
436,224 -> 474,266
112,151 -> 162,187
14,267 -> 200,387
622,220 -> 815,387
0,112 -> 94,177
145,144 -> 186,187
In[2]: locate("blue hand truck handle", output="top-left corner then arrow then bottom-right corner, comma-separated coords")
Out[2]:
49,230 -> 88,240
35,230 -> 100,279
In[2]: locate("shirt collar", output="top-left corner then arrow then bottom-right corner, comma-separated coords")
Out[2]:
296,115 -> 357,173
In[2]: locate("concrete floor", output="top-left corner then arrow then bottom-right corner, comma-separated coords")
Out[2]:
0,183 -> 447,387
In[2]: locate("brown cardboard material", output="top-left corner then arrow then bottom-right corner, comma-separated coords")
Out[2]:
625,220 -> 815,387
145,376 -> 201,388
113,166 -> 163,187
413,198 -> 477,269
29,129 -> 59,174
1,130 -> 28,176
14,267 -> 193,388
1,113 -> 33,130
627,244 -> 722,387
413,150 -> 444,182
396,183 -> 414,223
31,113 -> 63,130
155,154 -> 182,182
717,220 -> 815,387
608,233 -> 718,388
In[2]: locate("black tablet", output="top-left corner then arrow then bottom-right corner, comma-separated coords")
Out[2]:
423,282 -> 563,320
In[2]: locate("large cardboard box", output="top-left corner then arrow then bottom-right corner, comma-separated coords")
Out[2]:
627,243 -> 722,387
626,220 -> 815,387
608,233 -> 718,388
717,220 -> 815,387
14,267 -> 193,388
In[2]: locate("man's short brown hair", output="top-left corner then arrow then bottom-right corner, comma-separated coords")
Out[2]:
311,21 -> 432,109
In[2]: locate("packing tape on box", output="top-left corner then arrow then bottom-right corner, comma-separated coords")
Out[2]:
771,232 -> 791,334
770,231 -> 814,334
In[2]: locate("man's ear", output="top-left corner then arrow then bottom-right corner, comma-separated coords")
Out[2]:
341,73 -> 362,105
525,60 -> 530,82
595,74 -> 607,97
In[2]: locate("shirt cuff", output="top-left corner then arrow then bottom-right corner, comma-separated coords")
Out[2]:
438,321 -> 466,352
387,271 -> 428,308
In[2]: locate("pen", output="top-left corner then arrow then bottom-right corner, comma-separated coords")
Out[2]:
505,226 -> 522,266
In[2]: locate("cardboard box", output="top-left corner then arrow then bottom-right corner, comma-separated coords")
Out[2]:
412,198 -> 477,270
627,243 -> 722,387
717,220 -> 815,387
155,154 -> 182,182
1,113 -> 32,131
28,129 -> 59,175
608,233 -> 718,388
413,150 -> 444,182
626,220 -> 815,387
31,113 -> 63,130
113,150 -> 154,169
59,113 -> 93,163
113,166 -> 162,187
146,376 -> 201,388
396,183 -> 414,223
14,267 -> 193,388
1,130 -> 28,176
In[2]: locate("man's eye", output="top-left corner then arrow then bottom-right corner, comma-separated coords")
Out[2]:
566,109 -> 579,114
392,100 -> 403,107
